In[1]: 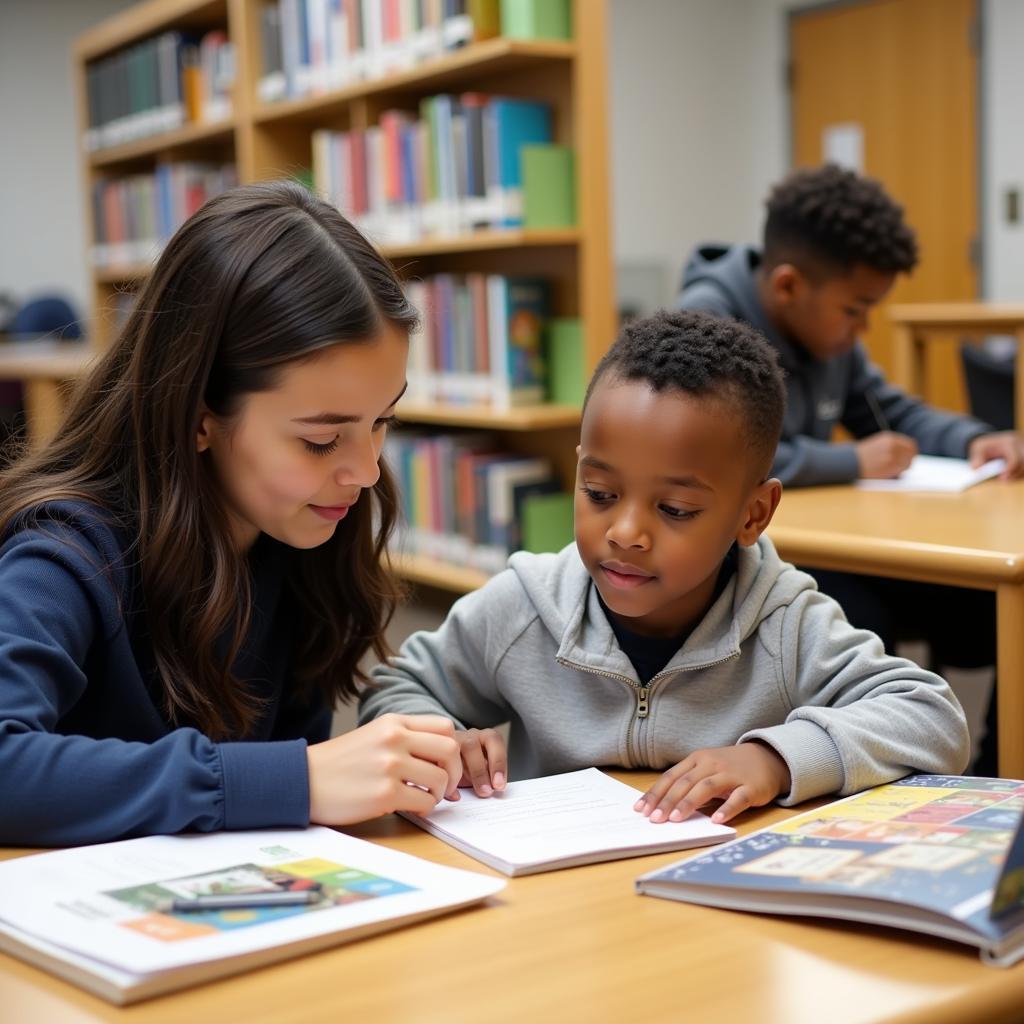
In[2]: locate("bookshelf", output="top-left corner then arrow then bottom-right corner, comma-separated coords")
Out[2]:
73,0 -> 615,594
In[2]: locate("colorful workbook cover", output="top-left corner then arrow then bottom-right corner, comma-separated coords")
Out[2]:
637,775 -> 1024,966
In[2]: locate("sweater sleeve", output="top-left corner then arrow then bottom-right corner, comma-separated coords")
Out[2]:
0,530 -> 311,846
740,588 -> 971,805
359,569 -> 527,729
842,343 -> 993,453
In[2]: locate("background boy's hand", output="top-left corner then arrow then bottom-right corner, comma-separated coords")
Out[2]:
855,431 -> 918,478
968,432 -> 1024,479
456,727 -> 508,797
634,742 -> 792,825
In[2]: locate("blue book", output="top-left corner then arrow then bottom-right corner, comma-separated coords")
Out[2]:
484,98 -> 552,227
638,774 -> 1024,967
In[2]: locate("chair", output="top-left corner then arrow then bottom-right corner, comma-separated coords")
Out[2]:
960,342 -> 1015,431
10,295 -> 82,341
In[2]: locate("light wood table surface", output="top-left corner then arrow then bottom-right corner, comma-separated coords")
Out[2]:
2,771 -> 1024,1024
0,341 -> 96,446
768,480 -> 1024,778
888,303 -> 1024,424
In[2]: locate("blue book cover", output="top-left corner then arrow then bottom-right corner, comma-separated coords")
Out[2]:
637,775 -> 1024,967
486,98 -> 552,227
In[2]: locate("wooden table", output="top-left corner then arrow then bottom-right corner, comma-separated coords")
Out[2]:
769,481 -> 1024,778
888,302 -> 1024,424
2,772 -> 1023,1023
0,341 -> 95,446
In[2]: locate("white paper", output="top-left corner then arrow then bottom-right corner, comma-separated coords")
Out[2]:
404,769 -> 735,873
0,826 -> 503,978
822,122 -> 864,172
856,455 -> 1006,493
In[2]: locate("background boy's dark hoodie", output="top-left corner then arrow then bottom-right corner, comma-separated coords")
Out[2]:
676,244 -> 992,487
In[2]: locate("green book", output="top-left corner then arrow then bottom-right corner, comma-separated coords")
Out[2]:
500,0 -> 572,40
546,318 -> 585,406
522,491 -> 574,554
522,145 -> 576,228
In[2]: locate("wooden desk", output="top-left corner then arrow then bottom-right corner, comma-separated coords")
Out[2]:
0,341 -> 96,446
769,481 -> 1024,778
888,302 -> 1024,423
2,772 -> 1023,1023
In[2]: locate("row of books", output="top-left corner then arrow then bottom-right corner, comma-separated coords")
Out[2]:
259,0 -> 500,102
385,432 -> 573,574
89,163 -> 238,270
84,30 -> 235,152
311,95 -> 570,241
404,274 -> 548,407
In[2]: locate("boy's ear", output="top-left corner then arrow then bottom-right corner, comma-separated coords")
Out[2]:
736,478 -> 782,546
767,263 -> 803,306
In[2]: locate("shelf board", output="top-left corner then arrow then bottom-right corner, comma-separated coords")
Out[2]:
380,228 -> 578,258
391,552 -> 490,594
252,37 -> 576,125
94,264 -> 152,284
88,119 -> 235,168
397,400 -> 581,430
76,0 -> 226,61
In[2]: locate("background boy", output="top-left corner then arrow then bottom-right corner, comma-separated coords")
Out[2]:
361,311 -> 969,824
676,165 -> 1024,773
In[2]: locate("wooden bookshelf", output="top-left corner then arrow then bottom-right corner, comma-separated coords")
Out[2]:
390,552 -> 490,594
72,0 -> 615,594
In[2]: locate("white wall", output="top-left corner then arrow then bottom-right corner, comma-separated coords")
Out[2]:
982,0 -> 1024,301
0,0 -> 139,326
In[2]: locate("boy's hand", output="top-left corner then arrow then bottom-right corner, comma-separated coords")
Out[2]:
456,728 -> 508,797
855,431 -> 917,478
968,432 -> 1024,479
633,743 -> 792,825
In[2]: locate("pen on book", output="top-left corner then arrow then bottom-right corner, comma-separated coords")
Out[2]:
864,390 -> 890,432
157,888 -> 326,913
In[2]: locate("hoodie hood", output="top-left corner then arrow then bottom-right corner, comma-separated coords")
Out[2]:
679,243 -> 807,373
508,537 -> 811,682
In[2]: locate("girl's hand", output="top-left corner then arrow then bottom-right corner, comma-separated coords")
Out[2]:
456,727 -> 508,797
633,742 -> 792,825
306,714 -> 462,825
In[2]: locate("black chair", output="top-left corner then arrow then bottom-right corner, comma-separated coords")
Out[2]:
960,342 -> 1015,431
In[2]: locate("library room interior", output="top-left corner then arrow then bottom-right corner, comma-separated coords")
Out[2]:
6,0 -> 1024,1020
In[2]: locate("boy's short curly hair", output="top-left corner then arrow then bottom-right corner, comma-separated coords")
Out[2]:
763,163 -> 918,277
584,309 -> 786,476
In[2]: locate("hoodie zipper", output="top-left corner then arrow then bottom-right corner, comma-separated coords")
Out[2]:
557,651 -> 742,765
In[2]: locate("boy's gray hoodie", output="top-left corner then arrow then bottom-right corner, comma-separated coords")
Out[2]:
361,538 -> 970,805
675,244 -> 992,487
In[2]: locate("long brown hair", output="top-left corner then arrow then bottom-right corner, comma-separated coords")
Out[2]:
0,180 -> 413,739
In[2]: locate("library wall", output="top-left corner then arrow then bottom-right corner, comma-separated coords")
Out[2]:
0,0 -> 138,317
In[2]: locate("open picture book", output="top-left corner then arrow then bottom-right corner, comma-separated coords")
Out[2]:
401,767 -> 736,876
636,775 -> 1024,966
0,826 -> 504,1004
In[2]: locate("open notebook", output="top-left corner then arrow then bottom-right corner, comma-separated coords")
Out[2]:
401,768 -> 735,875
856,455 -> 1005,493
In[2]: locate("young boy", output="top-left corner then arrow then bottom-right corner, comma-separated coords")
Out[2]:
360,310 -> 970,824
676,164 -> 1024,774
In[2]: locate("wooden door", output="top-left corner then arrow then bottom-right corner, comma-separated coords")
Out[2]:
791,0 -> 978,412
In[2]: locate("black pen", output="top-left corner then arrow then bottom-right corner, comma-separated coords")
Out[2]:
864,390 -> 890,432
157,889 -> 326,913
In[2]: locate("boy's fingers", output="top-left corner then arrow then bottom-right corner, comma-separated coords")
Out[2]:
651,774 -> 724,823
460,742 -> 494,797
635,760 -> 694,812
711,786 -> 754,824
480,732 -> 508,790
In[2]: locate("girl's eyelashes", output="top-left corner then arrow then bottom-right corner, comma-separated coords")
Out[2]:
303,436 -> 339,456
373,414 -> 399,432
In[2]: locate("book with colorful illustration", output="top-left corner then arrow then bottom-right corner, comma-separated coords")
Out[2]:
0,827 -> 504,1004
637,775 -> 1024,966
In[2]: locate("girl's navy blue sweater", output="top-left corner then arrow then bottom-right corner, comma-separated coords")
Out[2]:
0,502 -> 331,846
